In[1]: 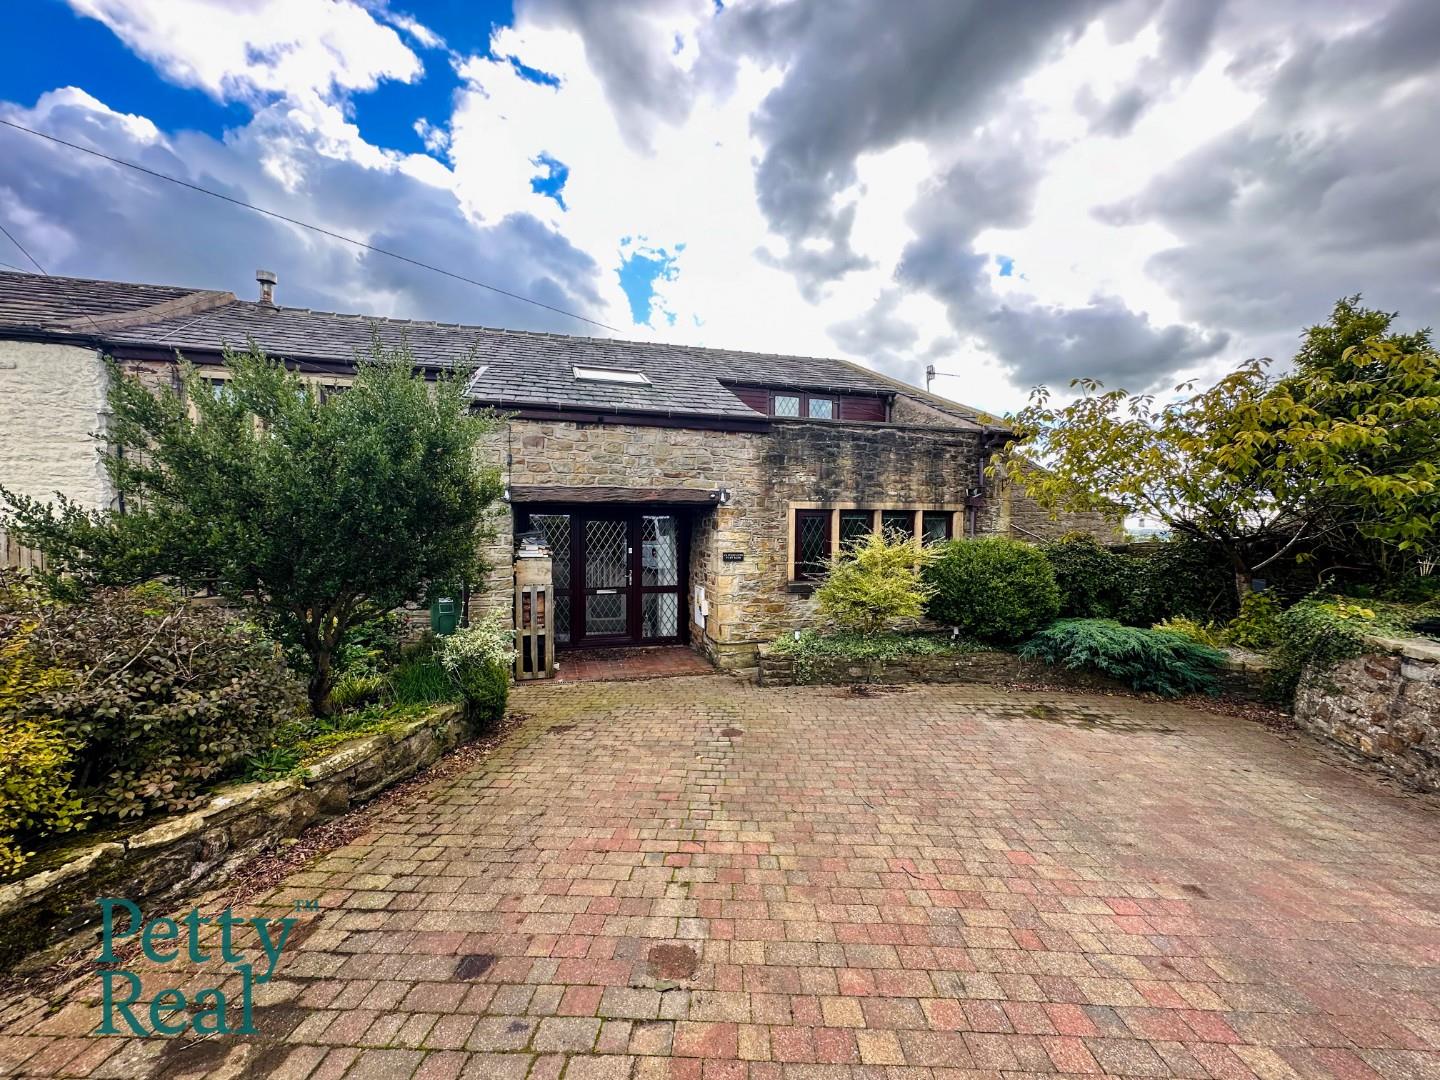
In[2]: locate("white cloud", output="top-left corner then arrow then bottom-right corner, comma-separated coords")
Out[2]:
67,0 -> 424,105
6,0 -> 1434,417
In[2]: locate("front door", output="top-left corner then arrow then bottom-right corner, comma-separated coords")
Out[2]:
521,507 -> 687,647
580,514 -> 631,643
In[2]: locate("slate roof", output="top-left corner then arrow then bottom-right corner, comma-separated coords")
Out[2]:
0,270 -> 990,427
0,271 -> 198,329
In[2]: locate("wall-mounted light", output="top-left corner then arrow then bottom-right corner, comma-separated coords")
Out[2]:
717,488 -> 731,505
502,485 -> 512,502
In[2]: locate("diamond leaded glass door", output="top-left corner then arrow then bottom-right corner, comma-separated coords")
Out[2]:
520,506 -> 688,646
582,515 -> 631,640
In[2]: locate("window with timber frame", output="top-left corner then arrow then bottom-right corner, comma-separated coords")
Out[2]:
787,504 -> 961,584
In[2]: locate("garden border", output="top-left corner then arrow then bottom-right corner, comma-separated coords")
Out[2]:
0,703 -> 473,972
758,644 -> 1271,701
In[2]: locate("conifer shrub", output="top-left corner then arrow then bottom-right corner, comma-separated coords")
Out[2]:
815,529 -> 935,633
1019,618 -> 1226,697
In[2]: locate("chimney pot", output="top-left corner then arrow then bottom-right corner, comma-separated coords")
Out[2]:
256,269 -> 277,305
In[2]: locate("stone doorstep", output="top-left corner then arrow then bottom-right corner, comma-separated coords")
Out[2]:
0,703 -> 468,971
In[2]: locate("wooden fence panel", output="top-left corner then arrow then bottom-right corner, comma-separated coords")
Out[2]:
0,530 -> 47,572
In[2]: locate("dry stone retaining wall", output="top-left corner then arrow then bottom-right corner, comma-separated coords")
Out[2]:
1295,637 -> 1440,792
0,705 -> 473,972
759,645 -> 1270,701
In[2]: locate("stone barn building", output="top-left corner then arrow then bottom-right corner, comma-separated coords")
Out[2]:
0,270 -> 1118,669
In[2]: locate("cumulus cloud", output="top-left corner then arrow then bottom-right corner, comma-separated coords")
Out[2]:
518,0 -> 713,149
68,0 -> 425,106
3,0 -> 1435,413
732,0 -> 1108,268
1078,0 -> 1221,136
0,88 -> 605,332
1098,0 -> 1440,362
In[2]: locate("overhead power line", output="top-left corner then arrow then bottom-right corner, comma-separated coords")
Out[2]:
0,117 -> 622,334
0,219 -> 49,275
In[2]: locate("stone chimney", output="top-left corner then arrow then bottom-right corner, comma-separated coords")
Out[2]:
256,269 -> 277,305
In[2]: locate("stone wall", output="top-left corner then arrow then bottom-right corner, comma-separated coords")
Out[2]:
0,340 -> 112,511
759,645 -> 1270,701
0,705 -> 473,972
977,459 -> 1124,544
1294,637 -> 1440,792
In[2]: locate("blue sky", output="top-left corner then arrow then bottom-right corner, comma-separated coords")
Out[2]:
1,1 -> 1434,410
0,1 -> 247,136
1,0 -> 510,152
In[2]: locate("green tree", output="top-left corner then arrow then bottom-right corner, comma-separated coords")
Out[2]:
999,299 -> 1440,601
1,343 -> 502,715
1282,297 -> 1438,577
814,528 -> 936,634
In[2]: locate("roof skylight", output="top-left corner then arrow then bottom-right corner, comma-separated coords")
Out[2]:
573,365 -> 651,385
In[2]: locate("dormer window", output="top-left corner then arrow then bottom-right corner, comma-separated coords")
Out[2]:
574,365 -> 651,385
727,383 -> 889,421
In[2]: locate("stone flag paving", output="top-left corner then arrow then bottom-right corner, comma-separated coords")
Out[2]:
2,676 -> 1439,1079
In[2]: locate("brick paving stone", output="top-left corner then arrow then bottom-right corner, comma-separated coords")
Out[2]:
3,678 -> 1439,1079
533,1015 -> 602,1052
347,1048 -> 425,1079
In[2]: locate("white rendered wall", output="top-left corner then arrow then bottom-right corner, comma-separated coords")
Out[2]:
0,339 -> 112,511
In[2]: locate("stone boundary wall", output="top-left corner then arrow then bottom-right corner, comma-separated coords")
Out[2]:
759,646 -> 1269,701
0,705 -> 473,972
1295,636 -> 1440,792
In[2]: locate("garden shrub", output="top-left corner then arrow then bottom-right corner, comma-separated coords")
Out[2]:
925,538 -> 1060,645
1127,537 -> 1239,625
3,577 -> 305,822
0,611 -> 86,875
330,671 -> 388,712
439,613 -> 516,725
1041,534 -> 1127,619
1150,616 -> 1225,647
335,612 -> 408,676
1223,592 -> 1283,649
392,636 -> 457,705
815,529 -> 935,633
1269,598 -> 1374,701
1019,618 -> 1226,697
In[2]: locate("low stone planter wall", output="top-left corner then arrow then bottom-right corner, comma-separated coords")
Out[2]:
0,704 -> 473,972
1295,636 -> 1440,792
758,646 -> 1271,700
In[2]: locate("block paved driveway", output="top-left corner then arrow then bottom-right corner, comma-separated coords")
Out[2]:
4,676 -> 1440,1079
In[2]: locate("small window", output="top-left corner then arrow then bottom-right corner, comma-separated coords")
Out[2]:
773,393 -> 801,417
922,511 -> 953,544
881,510 -> 915,540
794,510 -> 831,579
573,365 -> 651,385
807,396 -> 834,419
838,510 -> 873,552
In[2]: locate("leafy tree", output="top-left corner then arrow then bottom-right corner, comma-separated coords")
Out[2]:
814,528 -> 936,634
1282,297 -> 1439,577
1,343 -> 502,715
1000,298 -> 1440,601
